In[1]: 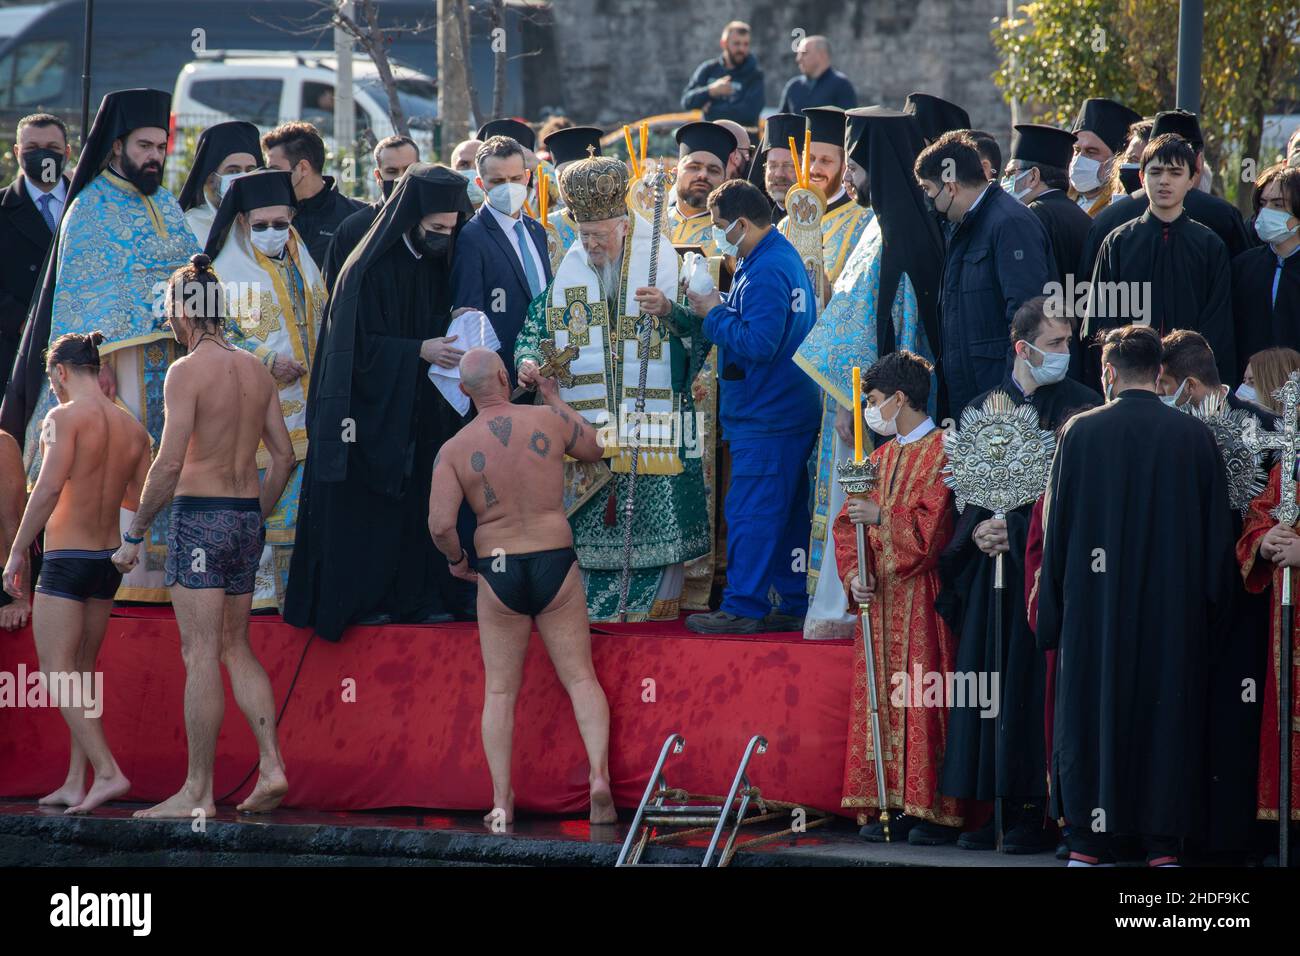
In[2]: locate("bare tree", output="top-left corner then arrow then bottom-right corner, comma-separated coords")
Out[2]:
457,0 -> 482,130
439,0 -> 473,145
259,1 -> 435,139
489,0 -> 506,120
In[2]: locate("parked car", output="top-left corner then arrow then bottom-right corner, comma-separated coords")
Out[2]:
0,0 -> 548,134
172,49 -> 438,152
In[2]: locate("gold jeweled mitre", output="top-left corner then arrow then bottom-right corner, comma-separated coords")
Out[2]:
559,155 -> 629,223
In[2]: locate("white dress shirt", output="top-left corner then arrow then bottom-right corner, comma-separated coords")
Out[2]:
485,202 -> 547,287
897,416 -> 936,446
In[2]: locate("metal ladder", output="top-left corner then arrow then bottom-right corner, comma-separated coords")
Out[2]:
616,733 -> 772,867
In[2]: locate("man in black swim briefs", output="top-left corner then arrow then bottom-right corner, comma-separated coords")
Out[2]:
4,331 -> 151,814
428,347 -> 617,827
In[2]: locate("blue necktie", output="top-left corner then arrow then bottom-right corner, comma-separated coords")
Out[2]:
514,219 -> 542,296
37,193 -> 57,233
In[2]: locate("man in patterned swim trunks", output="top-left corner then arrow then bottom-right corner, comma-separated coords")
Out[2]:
112,253 -> 296,819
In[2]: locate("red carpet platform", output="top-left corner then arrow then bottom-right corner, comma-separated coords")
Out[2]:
0,612 -> 854,817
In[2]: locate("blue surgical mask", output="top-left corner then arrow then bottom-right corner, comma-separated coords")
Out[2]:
1025,341 -> 1069,385
457,169 -> 485,205
712,219 -> 743,257
1160,377 -> 1188,408
1255,207 -> 1299,245
1000,170 -> 1032,203
1236,382 -> 1258,404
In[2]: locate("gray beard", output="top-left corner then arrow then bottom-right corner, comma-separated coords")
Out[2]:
595,254 -> 623,305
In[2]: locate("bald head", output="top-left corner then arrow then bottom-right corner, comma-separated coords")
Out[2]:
716,119 -> 751,178
451,139 -> 483,172
796,36 -> 831,78
459,347 -> 509,405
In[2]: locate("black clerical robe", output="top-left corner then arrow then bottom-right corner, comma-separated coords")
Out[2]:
1231,245 -> 1300,379
1078,188 -> 1255,285
1037,390 -> 1235,838
285,240 -> 464,640
1086,209 -> 1236,385
1028,189 -> 1093,284
937,373 -> 1100,803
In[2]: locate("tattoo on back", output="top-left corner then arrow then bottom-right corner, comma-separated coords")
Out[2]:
471,450 -> 486,472
488,416 -> 512,447
565,419 -> 582,453
529,430 -> 552,458
482,475 -> 499,507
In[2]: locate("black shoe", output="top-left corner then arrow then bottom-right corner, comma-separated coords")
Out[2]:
956,817 -> 995,851
1055,841 -> 1069,861
356,611 -> 393,626
909,821 -> 961,846
858,812 -> 919,843
1004,821 -> 1054,855
684,610 -> 762,634
760,611 -> 805,633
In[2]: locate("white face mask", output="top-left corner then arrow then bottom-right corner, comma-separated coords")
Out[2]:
486,181 -> 528,216
1069,154 -> 1102,194
863,394 -> 900,437
1256,207 -> 1299,245
1025,341 -> 1069,385
217,172 -> 241,200
1236,382 -> 1259,404
250,226 -> 290,257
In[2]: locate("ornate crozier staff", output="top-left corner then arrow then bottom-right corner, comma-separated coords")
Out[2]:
836,366 -> 886,838
942,391 -> 1056,852
616,159 -> 669,621
1243,370 -> 1300,867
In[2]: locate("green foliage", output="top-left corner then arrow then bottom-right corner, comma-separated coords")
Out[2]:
993,0 -> 1300,210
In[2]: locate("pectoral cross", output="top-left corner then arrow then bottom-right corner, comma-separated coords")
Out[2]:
510,339 -> 579,399
1244,372 -> 1300,527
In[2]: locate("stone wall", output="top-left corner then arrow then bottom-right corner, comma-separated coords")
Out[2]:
547,0 -> 1012,147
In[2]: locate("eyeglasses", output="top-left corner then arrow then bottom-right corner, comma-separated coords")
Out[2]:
250,220 -> 291,232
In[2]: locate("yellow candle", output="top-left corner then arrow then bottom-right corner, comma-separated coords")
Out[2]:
623,125 -> 640,178
640,122 -> 648,166
787,136 -> 801,187
538,169 -> 548,221
852,366 -> 864,463
802,129 -> 812,187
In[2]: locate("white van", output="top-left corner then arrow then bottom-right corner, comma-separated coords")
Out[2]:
171,49 -> 437,168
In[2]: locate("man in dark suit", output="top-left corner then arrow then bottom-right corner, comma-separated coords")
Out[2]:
450,135 -> 553,382
1,113 -> 72,393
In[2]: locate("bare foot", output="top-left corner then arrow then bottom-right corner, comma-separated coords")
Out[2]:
236,768 -> 288,813
484,791 -> 514,829
39,784 -> 86,808
66,773 -> 131,814
589,779 -> 617,825
133,787 -> 215,820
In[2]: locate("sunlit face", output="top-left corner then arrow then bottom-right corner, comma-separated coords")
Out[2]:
765,147 -> 796,203
13,121 -> 69,181
477,152 -> 529,193
676,151 -> 725,208
807,142 -> 844,196
205,150 -> 258,204
246,204 -> 294,234
795,39 -> 828,77
1260,178 -> 1300,230
1018,317 -> 1072,366
114,127 -> 168,174
1142,156 -> 1193,210
577,216 -> 628,267
451,140 -> 482,171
